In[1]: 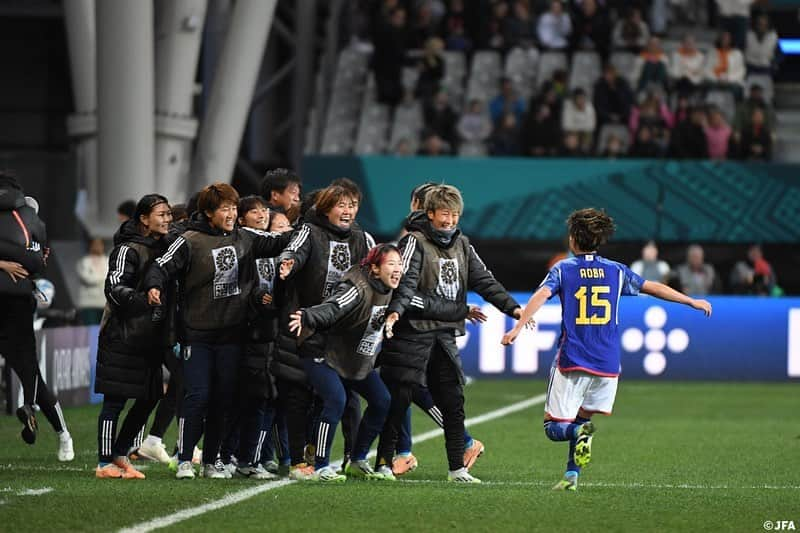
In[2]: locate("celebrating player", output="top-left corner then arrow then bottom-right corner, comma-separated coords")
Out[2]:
94,194 -> 172,479
378,184 -> 523,483
502,208 -> 712,491
144,183 -> 291,480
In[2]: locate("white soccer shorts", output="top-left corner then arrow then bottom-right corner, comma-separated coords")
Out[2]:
544,365 -> 618,421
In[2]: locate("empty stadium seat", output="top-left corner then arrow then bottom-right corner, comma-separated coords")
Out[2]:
536,51 -> 568,89
706,90 -> 736,123
568,51 -> 602,96
746,74 -> 774,102
595,124 -> 631,154
467,50 -> 503,102
505,46 -> 539,100
458,141 -> 488,157
389,101 -> 424,154
610,51 -> 637,89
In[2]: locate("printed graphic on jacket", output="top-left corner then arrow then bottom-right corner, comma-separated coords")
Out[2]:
256,257 -> 276,293
436,258 -> 460,301
356,305 -> 388,357
212,245 -> 241,299
324,242 -> 351,298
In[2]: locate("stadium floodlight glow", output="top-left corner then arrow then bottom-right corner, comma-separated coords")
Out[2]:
778,39 -> 800,55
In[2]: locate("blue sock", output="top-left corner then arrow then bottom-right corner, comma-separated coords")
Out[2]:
566,416 -> 591,474
567,439 -> 581,474
543,420 -> 582,442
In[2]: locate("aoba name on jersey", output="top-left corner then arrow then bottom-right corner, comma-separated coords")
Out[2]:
579,268 -> 605,279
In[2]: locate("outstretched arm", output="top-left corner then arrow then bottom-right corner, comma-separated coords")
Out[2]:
640,280 -> 712,316
278,224 -> 312,280
288,281 -> 361,336
501,286 -> 551,345
467,242 -> 520,317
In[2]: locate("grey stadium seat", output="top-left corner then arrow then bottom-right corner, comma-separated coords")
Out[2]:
568,51 -> 602,96
595,124 -> 631,154
536,51 -> 568,89
505,46 -> 539,100
706,90 -> 736,123
610,51 -> 637,89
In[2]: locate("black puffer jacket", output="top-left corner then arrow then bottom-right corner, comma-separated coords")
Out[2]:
240,241 -> 282,400
95,220 -> 169,400
0,177 -> 47,298
378,212 -> 520,385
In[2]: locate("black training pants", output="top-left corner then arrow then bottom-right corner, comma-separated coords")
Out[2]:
0,294 -> 63,432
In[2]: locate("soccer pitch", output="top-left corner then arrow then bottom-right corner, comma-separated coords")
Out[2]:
0,380 -> 797,532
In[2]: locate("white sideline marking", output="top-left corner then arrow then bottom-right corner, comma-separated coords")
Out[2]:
0,463 -> 149,473
0,464 -> 87,473
16,487 -> 54,496
119,393 -> 547,533
400,479 -> 800,490
0,487 -> 54,496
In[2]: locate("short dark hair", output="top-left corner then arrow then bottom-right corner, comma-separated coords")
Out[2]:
260,168 -> 301,200
186,192 -> 199,217
170,203 -> 189,222
134,194 -> 169,222
315,185 -> 358,217
197,183 -> 239,215
299,189 -> 321,220
117,200 -> 136,219
410,182 -> 436,205
238,195 -> 267,216
566,208 -> 616,251
330,177 -> 362,202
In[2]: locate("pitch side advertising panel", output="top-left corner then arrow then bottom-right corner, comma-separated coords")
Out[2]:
459,295 -> 800,381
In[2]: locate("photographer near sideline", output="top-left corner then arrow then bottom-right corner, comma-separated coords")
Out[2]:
0,171 -> 74,461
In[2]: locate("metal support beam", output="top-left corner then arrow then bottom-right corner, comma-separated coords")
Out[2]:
190,0 -> 277,191
63,0 -> 99,227
155,0 -> 207,203
290,0 -> 317,169
314,0 -> 345,153
96,0 -> 155,235
251,58 -> 296,107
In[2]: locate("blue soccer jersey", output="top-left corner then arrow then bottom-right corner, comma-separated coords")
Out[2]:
539,254 -> 645,377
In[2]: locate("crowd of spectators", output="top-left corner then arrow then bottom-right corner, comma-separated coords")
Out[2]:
359,0 -> 780,160
630,241 -> 780,296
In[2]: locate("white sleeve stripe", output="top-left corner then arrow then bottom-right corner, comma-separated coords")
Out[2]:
470,244 -> 493,275
410,296 -> 424,308
401,236 -> 417,274
286,225 -> 310,252
335,287 -> 359,306
109,246 -> 129,286
365,231 -> 376,249
336,290 -> 359,308
156,237 -> 185,267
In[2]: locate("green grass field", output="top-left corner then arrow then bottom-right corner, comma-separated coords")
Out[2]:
0,380 -> 797,532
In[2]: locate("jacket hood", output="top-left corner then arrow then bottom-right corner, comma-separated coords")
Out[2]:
186,211 -> 231,237
0,181 -> 26,211
113,218 -> 167,249
404,211 -> 462,249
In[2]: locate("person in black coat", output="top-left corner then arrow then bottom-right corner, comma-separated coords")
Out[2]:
669,106 -> 709,159
145,183 -> 290,480
276,183 -> 376,479
0,171 -> 74,461
94,194 -> 173,479
377,185 -> 524,483
219,197 -> 287,479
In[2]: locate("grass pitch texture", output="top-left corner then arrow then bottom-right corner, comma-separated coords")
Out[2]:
0,381 -> 797,532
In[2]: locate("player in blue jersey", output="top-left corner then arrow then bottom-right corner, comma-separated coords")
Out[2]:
502,208 -> 712,491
